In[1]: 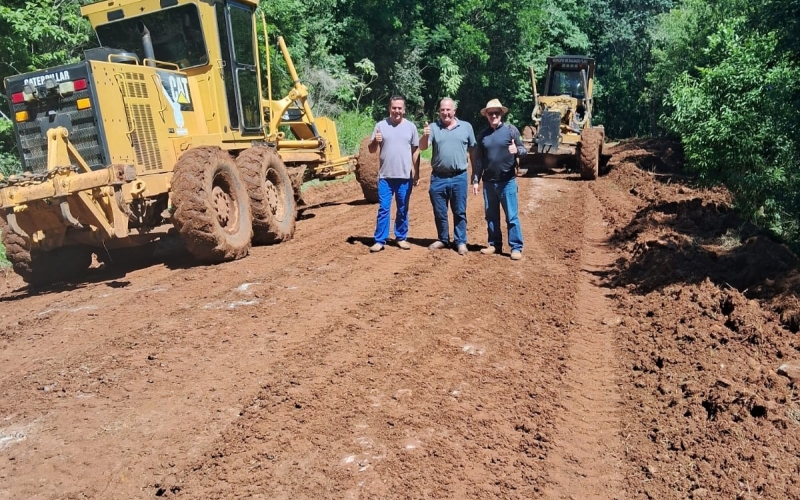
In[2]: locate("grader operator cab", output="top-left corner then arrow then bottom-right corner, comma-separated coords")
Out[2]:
0,0 -> 352,285
521,55 -> 605,180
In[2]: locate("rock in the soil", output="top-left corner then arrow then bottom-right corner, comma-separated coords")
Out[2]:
777,362 -> 800,382
691,487 -> 709,499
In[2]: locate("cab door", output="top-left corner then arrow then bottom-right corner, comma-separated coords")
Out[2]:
216,1 -> 262,135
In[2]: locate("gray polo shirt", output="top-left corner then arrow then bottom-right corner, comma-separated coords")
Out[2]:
371,118 -> 419,179
430,119 -> 477,174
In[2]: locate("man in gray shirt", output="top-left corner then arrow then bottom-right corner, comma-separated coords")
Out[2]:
419,98 -> 477,255
368,96 -> 420,252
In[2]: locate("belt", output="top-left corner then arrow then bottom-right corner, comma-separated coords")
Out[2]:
432,169 -> 466,178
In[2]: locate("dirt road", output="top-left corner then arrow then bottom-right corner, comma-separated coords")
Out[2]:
1,141 -> 798,499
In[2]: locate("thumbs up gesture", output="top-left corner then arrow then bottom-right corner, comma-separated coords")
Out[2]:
423,121 -> 430,137
375,130 -> 383,144
508,141 -> 518,155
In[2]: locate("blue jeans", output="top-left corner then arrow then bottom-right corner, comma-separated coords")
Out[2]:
483,178 -> 523,252
429,171 -> 468,246
374,177 -> 413,244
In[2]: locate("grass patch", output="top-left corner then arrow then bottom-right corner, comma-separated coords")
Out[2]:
713,227 -> 743,251
0,240 -> 9,267
334,110 -> 375,156
301,172 -> 355,191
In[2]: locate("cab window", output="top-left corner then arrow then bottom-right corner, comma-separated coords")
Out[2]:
96,5 -> 209,69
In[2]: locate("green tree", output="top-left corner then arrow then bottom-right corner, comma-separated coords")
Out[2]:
583,0 -> 675,137
664,19 -> 800,240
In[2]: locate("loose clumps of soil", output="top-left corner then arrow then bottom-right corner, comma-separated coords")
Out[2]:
597,139 -> 800,500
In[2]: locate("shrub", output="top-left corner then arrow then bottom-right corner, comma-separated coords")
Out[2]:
333,109 -> 376,156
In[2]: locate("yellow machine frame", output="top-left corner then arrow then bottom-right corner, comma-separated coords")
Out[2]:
1,0 -> 352,252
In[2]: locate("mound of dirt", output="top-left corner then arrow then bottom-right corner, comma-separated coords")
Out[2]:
594,138 -> 800,499
354,136 -> 379,203
616,279 -> 800,499
605,138 -> 685,173
603,139 -> 799,334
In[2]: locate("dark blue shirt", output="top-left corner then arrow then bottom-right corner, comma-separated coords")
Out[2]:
474,123 -> 528,183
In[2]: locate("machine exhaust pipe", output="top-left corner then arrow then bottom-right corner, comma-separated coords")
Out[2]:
138,22 -> 156,67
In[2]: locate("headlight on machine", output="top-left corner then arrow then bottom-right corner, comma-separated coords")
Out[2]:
76,98 -> 92,110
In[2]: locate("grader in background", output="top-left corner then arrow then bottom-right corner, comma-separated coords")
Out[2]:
521,55 -> 604,180
0,0 -> 352,285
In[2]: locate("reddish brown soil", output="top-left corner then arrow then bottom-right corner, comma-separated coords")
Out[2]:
1,139 -> 799,499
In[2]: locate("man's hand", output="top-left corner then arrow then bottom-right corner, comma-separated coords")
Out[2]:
423,121 -> 430,137
508,141 -> 518,155
472,183 -> 480,196
413,173 -> 420,186
375,130 -> 383,143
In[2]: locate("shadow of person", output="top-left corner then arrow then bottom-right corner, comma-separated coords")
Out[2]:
346,236 -> 374,248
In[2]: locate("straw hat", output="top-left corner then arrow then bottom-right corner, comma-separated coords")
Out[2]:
480,98 -> 509,117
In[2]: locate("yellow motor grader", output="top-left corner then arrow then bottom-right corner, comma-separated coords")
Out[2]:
0,0 -> 352,285
521,55 -> 604,180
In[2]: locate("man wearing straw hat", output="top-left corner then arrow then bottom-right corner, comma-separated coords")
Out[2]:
472,98 -> 527,260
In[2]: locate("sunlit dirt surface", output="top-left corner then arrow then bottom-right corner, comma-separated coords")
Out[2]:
1,140 -> 798,499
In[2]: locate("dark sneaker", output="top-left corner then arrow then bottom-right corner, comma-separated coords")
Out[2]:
370,243 -> 384,253
429,241 -> 447,250
480,246 -> 497,255
397,240 -> 411,250
457,244 -> 468,255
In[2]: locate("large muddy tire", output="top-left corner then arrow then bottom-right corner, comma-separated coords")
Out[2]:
521,125 -> 536,148
0,214 -> 33,281
519,125 -> 537,170
171,147 -> 253,263
237,146 -> 297,245
1,218 -> 92,285
579,127 -> 604,180
355,136 -> 379,203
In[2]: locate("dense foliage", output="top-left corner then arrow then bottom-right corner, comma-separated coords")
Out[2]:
653,0 -> 800,243
0,0 -> 797,245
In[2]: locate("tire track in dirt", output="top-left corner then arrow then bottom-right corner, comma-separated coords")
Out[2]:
542,184 -> 625,499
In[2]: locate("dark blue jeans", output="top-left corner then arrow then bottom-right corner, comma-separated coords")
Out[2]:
428,171 -> 468,246
374,177 -> 413,244
483,177 -> 523,252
